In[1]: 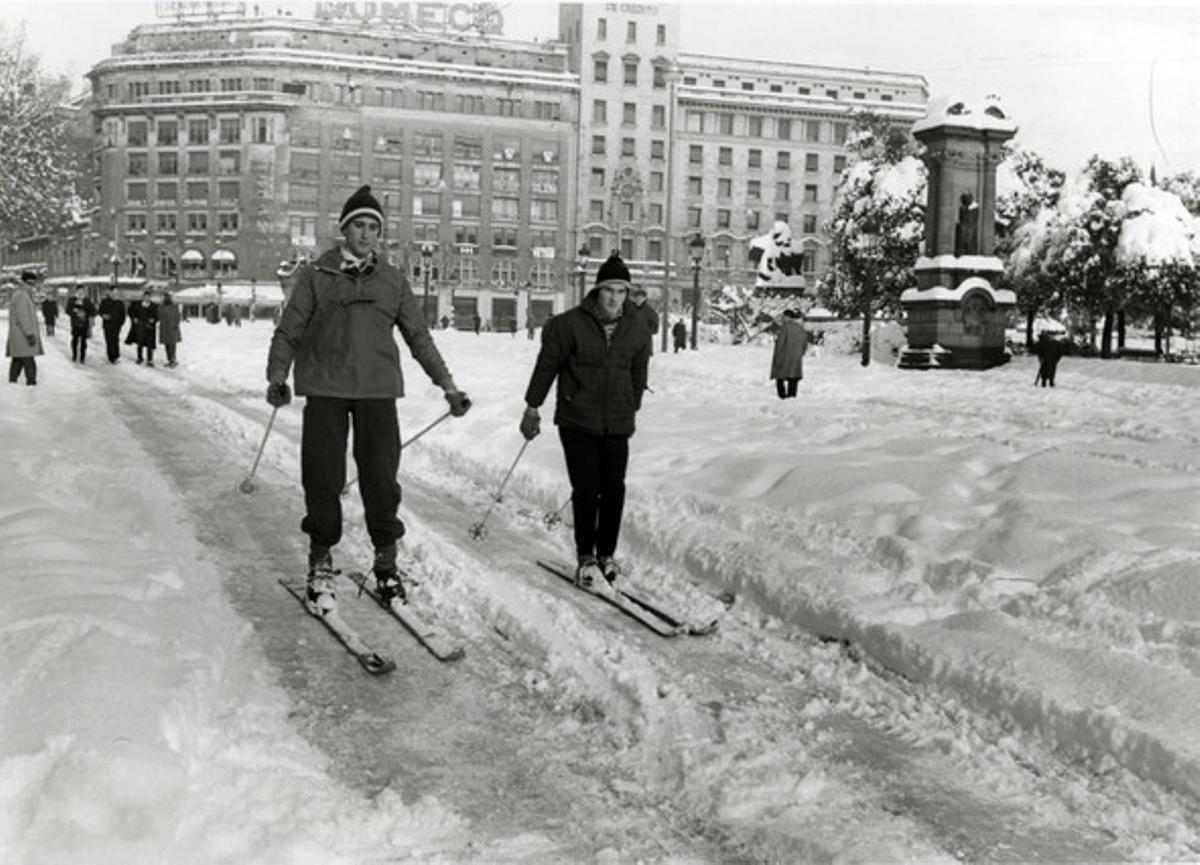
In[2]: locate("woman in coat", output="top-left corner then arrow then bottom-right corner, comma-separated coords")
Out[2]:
158,292 -> 182,367
770,308 -> 808,399
130,290 -> 159,366
7,273 -> 44,385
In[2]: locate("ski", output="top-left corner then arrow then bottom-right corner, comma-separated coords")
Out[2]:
278,579 -> 396,675
536,560 -> 688,637
345,571 -> 466,663
618,586 -> 720,636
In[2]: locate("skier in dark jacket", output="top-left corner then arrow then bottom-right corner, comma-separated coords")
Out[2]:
65,286 -> 97,364
266,184 -> 471,613
519,252 -> 651,588
98,286 -> 126,364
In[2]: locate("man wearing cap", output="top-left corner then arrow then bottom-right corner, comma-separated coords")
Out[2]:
626,284 -> 659,356
266,184 -> 471,614
519,252 -> 651,588
7,271 -> 43,385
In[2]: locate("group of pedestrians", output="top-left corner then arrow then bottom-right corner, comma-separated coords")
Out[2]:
5,272 -> 185,385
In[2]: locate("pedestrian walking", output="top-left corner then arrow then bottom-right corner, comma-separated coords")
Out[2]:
40,292 -> 58,336
672,319 -> 687,352
159,291 -> 182,367
626,285 -> 660,354
518,252 -> 651,587
472,311 -> 481,335
129,290 -> 159,366
98,285 -> 126,363
65,285 -> 97,364
770,308 -> 808,399
6,271 -> 43,385
1034,331 -> 1065,387
266,184 -> 472,613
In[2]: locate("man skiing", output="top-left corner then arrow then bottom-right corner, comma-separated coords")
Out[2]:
519,252 -> 650,587
266,184 -> 471,614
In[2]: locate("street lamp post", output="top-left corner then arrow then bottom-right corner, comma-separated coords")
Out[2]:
860,233 -> 879,367
110,207 -> 120,287
689,232 -> 705,350
575,243 -> 589,307
420,242 -> 434,325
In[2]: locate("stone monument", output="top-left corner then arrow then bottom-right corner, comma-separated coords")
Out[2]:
899,97 -> 1018,369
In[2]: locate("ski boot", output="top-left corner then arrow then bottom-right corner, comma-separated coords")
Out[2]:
575,555 -> 603,589
305,549 -> 338,615
598,556 -> 622,586
374,544 -> 406,605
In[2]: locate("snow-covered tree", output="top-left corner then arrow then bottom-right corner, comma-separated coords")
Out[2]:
818,111 -> 925,322
0,24 -> 79,247
1161,170 -> 1200,216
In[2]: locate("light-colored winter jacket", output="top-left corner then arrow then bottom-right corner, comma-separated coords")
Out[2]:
266,246 -> 452,398
770,317 -> 808,379
6,285 -> 43,359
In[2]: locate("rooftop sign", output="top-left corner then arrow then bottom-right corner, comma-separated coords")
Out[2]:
313,2 -> 504,34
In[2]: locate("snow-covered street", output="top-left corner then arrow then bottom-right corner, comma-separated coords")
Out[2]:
2,316 -> 1198,863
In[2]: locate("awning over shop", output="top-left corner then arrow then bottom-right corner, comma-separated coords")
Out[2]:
211,249 -> 237,263
180,249 -> 205,264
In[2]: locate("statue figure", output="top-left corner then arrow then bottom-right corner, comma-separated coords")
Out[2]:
954,191 -> 979,256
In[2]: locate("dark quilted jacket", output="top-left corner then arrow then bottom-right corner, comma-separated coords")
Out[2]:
524,290 -> 650,436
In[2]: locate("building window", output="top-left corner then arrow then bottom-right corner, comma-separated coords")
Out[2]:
826,89 -> 838,100
458,94 -> 484,113
212,249 -> 237,275
451,196 -> 481,219
648,238 -> 662,260
747,210 -> 760,230
496,97 -> 520,116
648,203 -> 663,224
649,170 -> 663,192
493,226 -> 518,248
770,83 -> 782,93
218,150 -> 240,175
187,118 -> 209,145
687,206 -> 701,228
415,132 -> 443,158
833,122 -> 849,145
621,137 -> 635,157
651,104 -> 665,129
748,148 -> 761,168
806,153 -> 819,172
157,120 -> 178,146
126,212 -> 147,233
130,81 -> 150,101
188,79 -> 210,94
186,180 -> 208,201
804,184 -> 818,203
412,193 -> 441,216
589,199 -> 604,222
619,200 -> 634,222
622,102 -> 636,125
531,200 -> 558,222
218,212 -> 239,232
127,153 -> 148,177
592,135 -> 606,155
593,99 -> 606,123
218,180 -> 239,202
802,214 -> 818,234
747,179 -> 761,200
590,167 -> 606,188
187,151 -> 209,174
777,118 -> 792,140
127,120 -> 148,147
718,146 -> 732,166
718,113 -> 734,135
491,197 -> 519,221
777,151 -> 790,170
687,176 -> 702,195
453,163 -> 481,191
187,212 -> 207,233
220,77 -> 241,92
156,181 -> 177,202
718,178 -> 732,198
653,65 -> 666,89
493,167 -> 519,191
656,24 -> 666,45
685,110 -> 703,133
624,60 -> 638,86
594,58 -> 608,83
833,154 -> 847,173
717,209 -> 731,228
776,182 -> 790,201
156,250 -> 177,278
626,21 -> 636,43
689,144 -> 702,164
650,140 -> 664,160
805,120 -> 821,143
251,117 -> 272,143
597,17 -> 606,39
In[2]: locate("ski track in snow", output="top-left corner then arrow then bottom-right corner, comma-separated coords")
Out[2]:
3,320 -> 1199,862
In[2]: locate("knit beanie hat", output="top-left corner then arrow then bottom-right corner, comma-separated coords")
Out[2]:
338,184 -> 384,230
595,252 -> 631,287
20,270 -> 38,284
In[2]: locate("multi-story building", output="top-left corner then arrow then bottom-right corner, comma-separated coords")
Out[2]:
25,1 -> 927,325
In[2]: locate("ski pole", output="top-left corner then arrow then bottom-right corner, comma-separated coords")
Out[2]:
468,439 -> 530,541
542,494 -> 572,529
342,409 -> 453,495
238,406 -> 278,494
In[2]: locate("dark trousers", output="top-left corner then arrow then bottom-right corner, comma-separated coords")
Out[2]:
103,325 -> 121,362
8,357 -> 36,385
71,330 -> 88,362
165,344 -> 177,364
137,343 -> 154,363
44,321 -> 55,336
775,377 -> 799,399
558,427 -> 629,559
301,396 -> 404,551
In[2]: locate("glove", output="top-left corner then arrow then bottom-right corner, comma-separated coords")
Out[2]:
445,390 -> 471,417
266,382 -> 292,407
25,334 -> 36,347
519,406 -> 541,440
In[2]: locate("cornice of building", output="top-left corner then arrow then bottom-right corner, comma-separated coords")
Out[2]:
678,51 -> 928,93
90,47 -> 580,93
676,84 -> 927,121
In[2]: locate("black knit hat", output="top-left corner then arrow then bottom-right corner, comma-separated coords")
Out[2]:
20,270 -> 38,284
338,184 -> 384,230
595,252 -> 631,287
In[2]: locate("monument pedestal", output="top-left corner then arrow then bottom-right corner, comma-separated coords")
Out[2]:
900,255 -> 1015,369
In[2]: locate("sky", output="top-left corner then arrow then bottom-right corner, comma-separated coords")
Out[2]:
5,1 -> 1200,176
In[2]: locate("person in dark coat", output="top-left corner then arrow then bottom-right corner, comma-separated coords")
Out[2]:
7,272 -> 43,385
672,319 -> 687,352
519,252 -> 651,588
1034,331 -> 1065,387
770,308 -> 808,399
129,290 -> 159,365
98,286 -> 126,364
40,293 -> 58,336
472,311 -> 481,335
158,292 -> 182,367
65,285 -> 97,364
626,285 -> 660,355
266,184 -> 471,612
